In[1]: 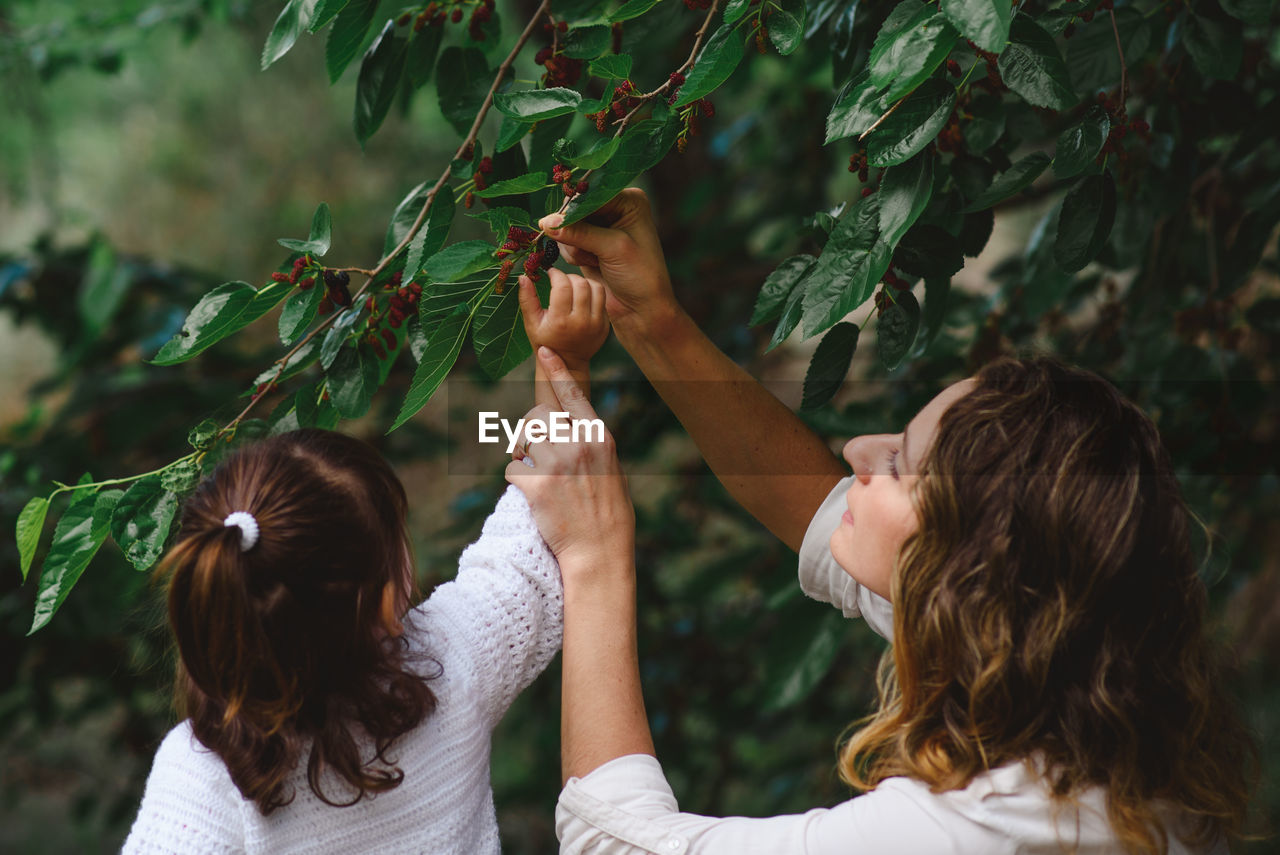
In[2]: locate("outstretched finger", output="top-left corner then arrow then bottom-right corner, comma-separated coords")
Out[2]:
517,276 -> 542,326
570,274 -> 592,317
547,267 -> 572,315
538,346 -> 598,422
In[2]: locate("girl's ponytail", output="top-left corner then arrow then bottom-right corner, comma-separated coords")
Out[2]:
157,429 -> 437,814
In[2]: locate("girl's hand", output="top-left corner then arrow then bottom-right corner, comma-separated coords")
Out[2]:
505,347 -> 634,574
518,268 -> 609,373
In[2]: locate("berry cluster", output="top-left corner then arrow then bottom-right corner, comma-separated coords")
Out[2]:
319,269 -> 352,316
967,42 -> 1006,93
271,255 -> 317,290
534,20 -> 584,88
675,98 -> 715,153
882,270 -> 911,290
1094,91 -> 1151,184
935,108 -> 967,154
465,156 -> 494,208
847,150 -> 870,183
551,164 -> 589,197
753,10 -> 770,54
666,72 -> 687,105
494,227 -> 558,290
403,0 -> 492,39
586,80 -> 645,132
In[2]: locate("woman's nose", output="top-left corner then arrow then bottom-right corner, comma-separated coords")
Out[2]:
842,434 -> 893,484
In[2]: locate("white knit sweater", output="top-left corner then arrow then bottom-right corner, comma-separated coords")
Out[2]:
122,486 -> 561,855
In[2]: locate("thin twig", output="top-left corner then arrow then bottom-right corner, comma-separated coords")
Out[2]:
1109,7 -> 1128,107
859,92 -> 910,141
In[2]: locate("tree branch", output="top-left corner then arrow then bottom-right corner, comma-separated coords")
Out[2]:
1109,7 -> 1128,108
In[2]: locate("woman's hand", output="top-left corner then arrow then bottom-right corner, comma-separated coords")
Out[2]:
536,188 -> 676,333
505,347 -> 634,575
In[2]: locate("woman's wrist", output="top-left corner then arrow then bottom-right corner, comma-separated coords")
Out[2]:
611,299 -> 688,353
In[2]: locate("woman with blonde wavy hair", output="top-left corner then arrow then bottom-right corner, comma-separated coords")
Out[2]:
508,189 -> 1258,855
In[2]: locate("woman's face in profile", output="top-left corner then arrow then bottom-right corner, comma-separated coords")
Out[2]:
829,379 -> 975,601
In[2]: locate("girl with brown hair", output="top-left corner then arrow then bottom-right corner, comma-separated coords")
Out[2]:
516,192 -> 1257,854
123,269 -> 610,854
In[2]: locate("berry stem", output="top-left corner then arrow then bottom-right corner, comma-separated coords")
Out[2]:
1108,7 -> 1128,109
858,90 -> 911,142
46,452 -> 200,499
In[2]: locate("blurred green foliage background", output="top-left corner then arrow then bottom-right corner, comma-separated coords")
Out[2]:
1,0 -> 1277,852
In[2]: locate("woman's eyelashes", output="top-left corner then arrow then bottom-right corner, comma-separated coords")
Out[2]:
888,448 -> 900,479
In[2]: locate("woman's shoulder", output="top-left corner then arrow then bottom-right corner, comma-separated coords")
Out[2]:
147,720 -> 237,790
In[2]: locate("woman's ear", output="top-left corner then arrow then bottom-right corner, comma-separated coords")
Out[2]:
379,581 -> 404,637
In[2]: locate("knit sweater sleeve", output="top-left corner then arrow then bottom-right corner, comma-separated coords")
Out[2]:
419,484 -> 563,729
121,722 -> 245,855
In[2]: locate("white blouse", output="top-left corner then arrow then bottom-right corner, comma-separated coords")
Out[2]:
555,477 -> 1220,855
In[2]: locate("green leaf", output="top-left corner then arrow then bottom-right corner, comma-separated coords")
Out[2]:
940,0 -> 1010,54
308,0 -> 349,32
751,254 -> 818,326
110,477 -> 179,572
894,224 -> 964,278
354,21 -> 407,144
610,0 -> 663,21
877,288 -> 920,370
436,47 -> 494,136
496,115 -> 533,153
825,70 -> 892,144
997,17 -> 1076,110
419,280 -> 485,326
1053,106 -> 1110,179
390,304 -> 472,432
563,25 -> 612,58
383,180 -> 431,258
1054,172 -> 1116,273
262,0 -> 309,70
959,208 -> 995,257
423,241 -> 498,282
800,195 -> 893,337
1067,8 -> 1148,94
277,202 -> 333,256
279,282 -> 324,345
868,5 -> 957,102
151,281 -> 257,365
878,150 -> 934,247
962,151 -> 1050,212
766,275 -> 808,352
161,459 -> 202,495
865,78 -> 956,167
404,23 -> 444,89
963,94 -> 1005,153
674,22 -> 743,107
916,276 -> 952,354
475,171 -> 549,199
569,136 -> 621,170
761,612 -> 845,712
77,240 -> 131,341
295,381 -> 340,429
468,206 -> 528,242
493,87 -> 583,122
1182,14 -> 1242,81
768,0 -> 807,56
187,419 -> 220,450
473,285 -> 532,379
724,0 -> 753,24
320,307 -> 362,369
17,496 -> 49,581
29,488 -> 122,634
254,338 -> 321,386
801,322 -> 859,410
405,187 -> 455,279
564,118 -> 679,225
327,344 -> 379,418
324,0 -> 377,82
1219,0 -> 1273,26
588,54 -> 633,79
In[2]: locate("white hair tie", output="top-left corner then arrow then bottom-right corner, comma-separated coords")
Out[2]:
223,511 -> 260,552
